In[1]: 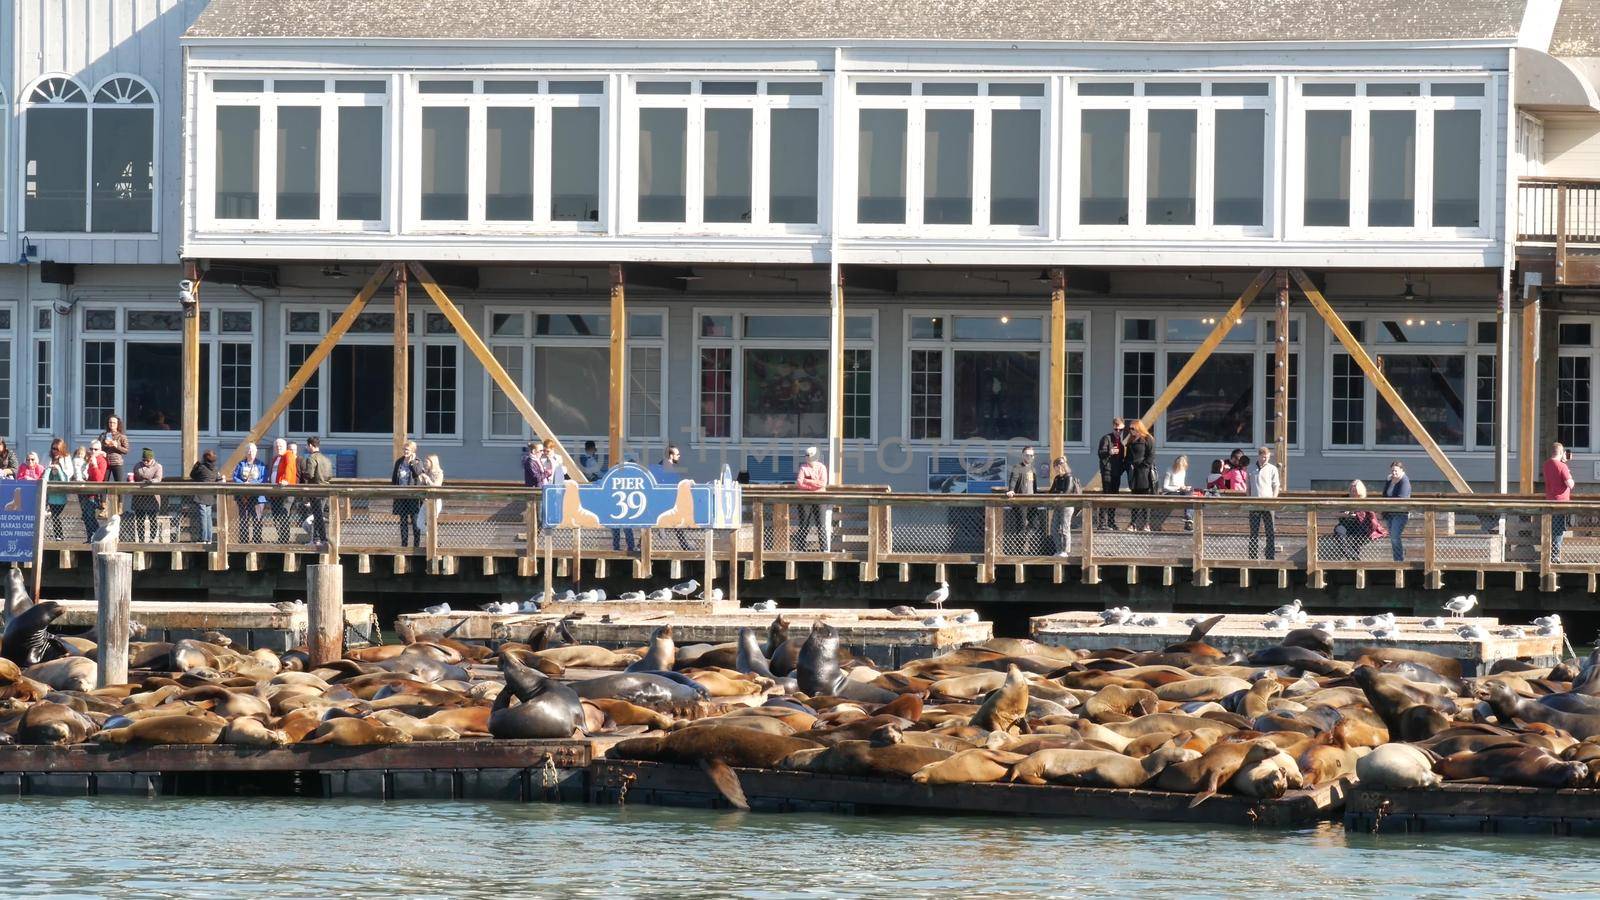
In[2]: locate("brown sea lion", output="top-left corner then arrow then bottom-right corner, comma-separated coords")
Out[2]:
16,701 -> 95,744
1009,745 -> 1196,788
624,625 -> 676,673
583,698 -> 674,731
1485,681 -> 1600,740
780,739 -> 953,778
612,725 -> 822,809
1152,737 -> 1279,806
302,718 -> 412,746
1436,744 -> 1589,788
221,717 -> 291,747
24,657 -> 96,692
969,665 -> 1029,732
910,748 -> 1027,784
1231,749 -> 1304,799
1083,684 -> 1159,722
1351,647 -> 1462,680
97,715 -> 225,745
533,645 -> 639,669
1155,676 -> 1252,703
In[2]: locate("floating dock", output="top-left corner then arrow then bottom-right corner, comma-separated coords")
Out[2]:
53,600 -> 378,650
1345,785 -> 1600,836
1030,612 -> 1561,675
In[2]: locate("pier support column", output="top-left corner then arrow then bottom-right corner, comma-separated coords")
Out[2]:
93,551 -> 132,688
393,263 -> 410,464
307,563 -> 345,666
609,264 -> 626,467
1273,270 -> 1290,485
1048,268 -> 1067,464
1520,284 -> 1541,494
827,261 -> 845,485
181,260 -> 202,473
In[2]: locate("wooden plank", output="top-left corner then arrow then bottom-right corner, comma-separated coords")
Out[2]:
1292,269 -> 1472,493
181,259 -> 202,472
1137,269 -> 1273,430
408,263 -> 586,483
750,502 -> 766,569
0,740 -> 590,774
393,262 -> 409,464
224,264 -> 393,472
1520,289 -> 1540,494
1273,269 -> 1290,485
609,264 -> 626,467
1048,267 -> 1067,463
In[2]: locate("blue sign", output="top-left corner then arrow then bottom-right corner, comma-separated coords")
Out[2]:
542,463 -> 741,531
0,480 -> 41,562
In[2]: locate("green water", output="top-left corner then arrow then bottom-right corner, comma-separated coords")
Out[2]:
10,797 -> 1595,898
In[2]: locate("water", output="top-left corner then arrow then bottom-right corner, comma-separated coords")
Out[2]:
11,797 -> 1598,898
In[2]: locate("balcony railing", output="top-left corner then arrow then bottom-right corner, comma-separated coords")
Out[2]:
1518,176 -> 1600,285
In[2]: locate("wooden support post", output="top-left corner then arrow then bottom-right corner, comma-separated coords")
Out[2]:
1273,269 -> 1290,485
1191,506 -> 1208,587
1292,269 -> 1472,493
726,529 -> 738,605
750,502 -> 766,570
181,260 -> 202,473
31,471 -> 49,601
982,505 -> 999,582
92,551 -> 132,688
425,498 -> 439,570
211,494 -> 231,571
703,529 -> 715,600
1556,182 -> 1569,285
393,263 -> 409,463
1305,510 -> 1324,589
524,499 -> 538,572
609,264 -> 626,468
1539,513 -> 1553,582
306,563 -> 344,666
1081,503 -> 1099,585
409,263 -> 586,483
1423,511 -> 1439,588
1048,268 -> 1067,463
225,264 -> 393,471
827,262 -> 845,485
638,528 -> 653,579
865,503 -> 883,581
1520,288 -> 1540,494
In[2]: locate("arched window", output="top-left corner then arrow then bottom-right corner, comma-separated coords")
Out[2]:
21,74 -> 157,233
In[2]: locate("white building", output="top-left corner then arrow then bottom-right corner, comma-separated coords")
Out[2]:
0,0 -> 1598,491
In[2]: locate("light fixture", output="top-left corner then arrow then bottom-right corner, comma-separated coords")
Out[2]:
1000,315 -> 1010,324
178,279 -> 198,318
322,265 -> 347,279
15,235 -> 33,266
1033,269 -> 1054,285
1401,280 -> 1416,302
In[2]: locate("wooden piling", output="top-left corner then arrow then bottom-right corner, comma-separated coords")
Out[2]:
92,552 -> 132,688
306,563 -> 344,666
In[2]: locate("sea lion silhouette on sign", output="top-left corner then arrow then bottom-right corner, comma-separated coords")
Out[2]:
653,480 -> 698,528
556,483 -> 602,529
3,490 -> 21,512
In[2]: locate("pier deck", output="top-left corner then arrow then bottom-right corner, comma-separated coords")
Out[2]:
53,600 -> 378,650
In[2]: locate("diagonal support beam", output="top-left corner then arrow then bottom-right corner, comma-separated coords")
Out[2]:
1136,268 -> 1274,430
1291,268 -> 1472,494
409,263 -> 588,484
224,263 -> 394,472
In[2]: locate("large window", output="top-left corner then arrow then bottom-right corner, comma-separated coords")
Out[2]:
411,78 -> 604,229
1118,312 -> 1301,448
853,81 -> 1046,233
1294,80 -> 1490,235
483,310 -> 666,443
906,312 -> 1087,444
1558,319 -> 1598,451
22,75 -> 156,234
77,306 -> 255,436
695,311 -> 874,442
1074,81 -> 1271,233
205,76 -> 388,227
281,308 -> 457,438
29,305 -> 50,436
0,307 -> 13,440
630,79 -> 823,230
1326,316 -> 1497,450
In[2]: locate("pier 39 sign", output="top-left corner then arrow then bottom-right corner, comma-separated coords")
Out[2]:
541,463 -> 741,531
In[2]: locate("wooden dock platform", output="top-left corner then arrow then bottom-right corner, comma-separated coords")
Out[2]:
53,600 -> 378,650
1345,785 -> 1600,836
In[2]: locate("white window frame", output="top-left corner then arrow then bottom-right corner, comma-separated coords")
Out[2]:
1115,310 -> 1304,451
903,309 -> 1085,448
479,306 -> 668,445
1554,315 -> 1598,453
693,307 -> 877,445
20,73 -> 159,237
74,302 -> 259,440
1320,312 -> 1499,453
278,306 -> 461,442
623,78 -> 826,235
28,302 -> 52,437
845,79 -> 1049,238
1065,78 -> 1275,239
406,75 -> 608,234
196,73 -> 391,233
1287,77 -> 1495,241
0,303 -> 16,442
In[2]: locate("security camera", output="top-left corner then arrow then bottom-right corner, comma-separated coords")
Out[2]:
178,279 -> 197,315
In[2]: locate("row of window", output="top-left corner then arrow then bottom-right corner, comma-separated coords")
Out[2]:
197,73 -> 1496,240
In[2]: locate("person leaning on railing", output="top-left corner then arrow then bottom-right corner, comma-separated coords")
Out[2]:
795,446 -> 830,552
187,449 -> 222,544
392,440 -> 424,549
1382,460 -> 1411,562
231,442 -> 267,544
1006,446 -> 1046,555
129,448 -> 164,543
45,439 -> 71,541
1047,456 -> 1082,557
1247,446 -> 1280,560
1332,479 -> 1386,560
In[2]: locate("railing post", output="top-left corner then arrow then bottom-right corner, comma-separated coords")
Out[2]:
326,490 -> 342,562
424,494 -> 440,569
1422,510 -> 1438,588
1539,511 -> 1554,584
524,497 -> 539,574
1081,498 -> 1099,585
981,503 -> 999,583
1191,506 -> 1208,587
750,501 -> 766,571
865,501 -> 882,580
1304,509 -> 1321,589
212,491 -> 230,569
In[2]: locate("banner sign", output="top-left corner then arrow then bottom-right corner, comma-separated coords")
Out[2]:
0,480 -> 41,562
542,463 -> 741,531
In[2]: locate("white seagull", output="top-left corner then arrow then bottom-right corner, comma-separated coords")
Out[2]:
670,579 -> 700,597
1444,595 -> 1477,618
1533,614 -> 1562,630
954,611 -> 980,625
925,581 -> 951,611
1369,625 -> 1399,641
1359,612 -> 1397,629
1457,623 -> 1488,641
1099,606 -> 1133,626
518,599 -> 542,613
273,599 -> 305,614
888,605 -> 917,617
1271,599 -> 1303,618
91,513 -> 122,552
922,615 -> 948,628
617,591 -> 646,602
1263,617 -> 1289,631
749,599 -> 778,612
1499,626 -> 1526,640
577,590 -> 604,604
554,589 -> 577,603
646,588 -> 674,602
423,602 -> 451,615
480,601 -> 519,614
1421,617 -> 1447,630
1134,614 -> 1167,628
698,587 -> 724,602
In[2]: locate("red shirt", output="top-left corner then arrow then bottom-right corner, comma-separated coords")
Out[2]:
16,463 -> 43,480
87,456 -> 108,483
1544,457 -> 1574,501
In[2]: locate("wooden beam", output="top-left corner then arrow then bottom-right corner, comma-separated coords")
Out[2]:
1520,288 -> 1540,494
828,262 -> 845,485
609,264 -> 626,468
1556,183 -> 1569,285
408,263 -> 587,483
393,263 -> 409,464
1273,269 -> 1290,485
1291,268 -> 1472,493
1048,268 -> 1067,464
1136,269 -> 1273,430
224,264 -> 393,472
181,260 -> 202,472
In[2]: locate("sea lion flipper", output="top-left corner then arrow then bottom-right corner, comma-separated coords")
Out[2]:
1188,772 -> 1222,808
700,758 -> 749,811
1187,615 -> 1225,643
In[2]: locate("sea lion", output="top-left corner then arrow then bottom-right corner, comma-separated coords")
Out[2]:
15,700 -> 95,745
1352,647 -> 1462,680
1152,737 -> 1279,806
584,697 -> 674,731
1352,665 -> 1457,734
796,621 -> 847,696
302,718 -> 412,746
1281,627 -> 1334,656
624,625 -> 676,673
970,665 -> 1029,732
1154,676 -> 1252,703
571,672 -> 709,708
489,653 -> 585,739
1484,681 -> 1600,740
612,726 -> 822,809
1356,743 -> 1441,789
1009,745 -> 1196,788
1435,744 -> 1589,788
221,717 -> 291,747
735,627 -> 792,690
1,601 -> 66,667
96,715 -> 225,745
533,645 -> 639,669
419,707 -> 492,736
911,748 -> 1027,784
1231,749 -> 1304,799
780,738 -> 953,778
1246,645 -> 1348,677
24,657 -> 97,692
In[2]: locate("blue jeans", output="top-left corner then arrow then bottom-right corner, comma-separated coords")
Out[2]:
1386,513 -> 1408,562
611,528 -> 637,552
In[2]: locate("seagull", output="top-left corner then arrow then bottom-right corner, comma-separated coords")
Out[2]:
554,589 -> 577,603
423,602 -> 451,615
954,611 -> 980,625
1333,617 -> 1357,630
1369,625 -> 1399,641
698,588 -> 724,602
273,599 -> 306,614
925,581 -> 950,611
1457,623 -> 1488,641
646,588 -> 674,602
922,615 -> 948,627
670,579 -> 699,597
617,591 -> 646,602
1533,614 -> 1562,630
750,599 -> 778,612
480,601 -> 519,614
1499,626 -> 1527,640
90,513 -> 122,552
1263,617 -> 1289,631
577,589 -> 605,603
1537,624 -> 1562,637
1444,595 -> 1477,618
888,605 -> 916,617
1271,599 -> 1303,618
1359,612 -> 1397,629
1098,606 -> 1133,626
1134,614 -> 1166,628
527,590 -> 547,605
1421,617 -> 1447,629
519,599 -> 542,613
1182,616 -> 1206,627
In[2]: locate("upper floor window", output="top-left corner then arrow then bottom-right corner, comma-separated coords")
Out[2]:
410,78 -> 605,229
205,76 -> 389,228
853,80 -> 1046,233
629,79 -> 823,231
1074,80 -> 1272,233
1293,80 -> 1490,236
23,75 -> 156,234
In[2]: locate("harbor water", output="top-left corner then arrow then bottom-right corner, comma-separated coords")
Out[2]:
13,797 -> 1597,898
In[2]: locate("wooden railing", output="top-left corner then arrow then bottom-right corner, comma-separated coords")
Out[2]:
1519,176 -> 1600,286
35,482 -> 1600,592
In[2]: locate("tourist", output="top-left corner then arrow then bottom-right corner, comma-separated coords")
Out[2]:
578,439 -> 605,481
45,439 -> 71,540
543,439 -> 567,484
1545,441 -> 1574,563
521,440 -> 547,487
81,441 -> 108,540
129,448 -> 164,543
418,452 -> 445,535
98,415 -> 128,483
1333,479 -> 1386,560
231,442 -> 267,543
1006,446 -> 1044,554
269,437 -> 299,542
1047,456 -> 1081,556
795,446 -> 829,551
653,445 -> 691,547
16,451 -> 43,480
1159,455 -> 1195,532
1095,417 -> 1127,529
299,437 -> 333,546
392,440 -> 423,548
187,448 -> 222,544
1382,460 -> 1411,562
0,439 -> 15,479
1124,421 -> 1157,532
1248,445 -> 1280,560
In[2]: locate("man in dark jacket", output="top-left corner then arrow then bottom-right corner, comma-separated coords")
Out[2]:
300,437 -> 333,546
1005,446 -> 1044,554
187,449 -> 222,543
1096,418 -> 1127,529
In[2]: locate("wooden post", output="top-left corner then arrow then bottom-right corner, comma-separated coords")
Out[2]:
92,551 -> 132,687
1048,268 -> 1067,463
726,528 -> 739,604
827,262 -> 845,485
30,470 -> 49,601
1291,269 -> 1472,493
425,496 -> 439,569
393,263 -> 409,463
1556,182 -> 1568,285
1191,505 -> 1208,586
325,493 -> 342,563
609,264 -> 626,468
1304,510 -> 1321,589
542,533 -> 554,601
750,501 -> 766,570
1081,500 -> 1098,584
181,259 -> 202,473
1520,286 -> 1541,494
703,529 -> 715,599
1273,269 -> 1290,485
1423,510 -> 1439,588
306,562 -> 344,666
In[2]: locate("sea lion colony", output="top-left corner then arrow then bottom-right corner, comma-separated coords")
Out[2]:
1,605 -> 1596,806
